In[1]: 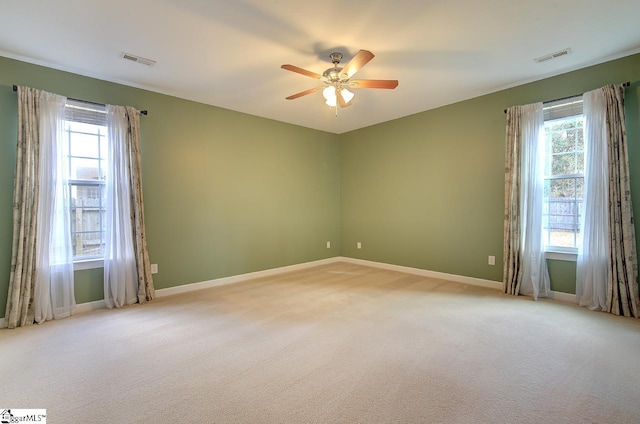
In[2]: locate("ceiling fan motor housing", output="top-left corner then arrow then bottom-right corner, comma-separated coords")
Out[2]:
323,66 -> 344,82
324,52 -> 350,83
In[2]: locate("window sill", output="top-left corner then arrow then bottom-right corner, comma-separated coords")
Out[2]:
74,259 -> 104,271
545,250 -> 577,262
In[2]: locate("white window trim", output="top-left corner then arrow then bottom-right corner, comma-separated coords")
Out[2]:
542,96 -> 584,257
545,249 -> 577,262
73,258 -> 104,271
65,101 -> 108,264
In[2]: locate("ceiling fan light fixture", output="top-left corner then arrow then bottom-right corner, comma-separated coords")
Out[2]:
281,50 -> 397,109
323,87 -> 355,107
341,88 -> 355,104
323,86 -> 336,102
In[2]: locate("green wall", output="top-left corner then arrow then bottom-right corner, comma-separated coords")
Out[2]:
340,53 -> 640,293
0,56 -> 341,312
2,53 -> 640,314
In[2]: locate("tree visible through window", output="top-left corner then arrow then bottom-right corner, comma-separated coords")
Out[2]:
542,98 -> 584,250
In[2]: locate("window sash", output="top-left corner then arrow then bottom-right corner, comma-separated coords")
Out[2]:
69,181 -> 106,260
543,176 -> 583,250
542,99 -> 584,251
65,102 -> 108,261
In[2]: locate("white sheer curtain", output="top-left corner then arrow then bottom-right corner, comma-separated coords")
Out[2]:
504,103 -> 550,299
577,85 -> 639,317
34,91 -> 76,323
577,89 -> 609,310
519,104 -> 550,299
103,105 -> 139,308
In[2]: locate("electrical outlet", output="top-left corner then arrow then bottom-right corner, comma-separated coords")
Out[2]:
151,264 -> 158,274
357,242 -> 362,249
488,256 -> 495,266
326,241 -> 331,249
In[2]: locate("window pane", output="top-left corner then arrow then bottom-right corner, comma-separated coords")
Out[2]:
100,159 -> 108,181
550,178 -> 575,199
66,110 -> 108,261
70,157 -> 100,180
544,177 -> 583,249
71,185 -> 102,207
544,115 -> 585,178
543,106 -> 583,250
551,132 -> 575,153
549,120 -> 576,147
72,232 -> 104,257
550,153 -> 576,175
576,127 -> 584,151
70,132 -> 99,158
99,134 -> 108,159
549,229 -> 575,247
576,177 -> 584,198
68,121 -> 101,134
70,184 -> 105,258
577,152 -> 585,173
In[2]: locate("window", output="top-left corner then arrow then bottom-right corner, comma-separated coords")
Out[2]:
64,100 -> 108,261
542,97 -> 584,251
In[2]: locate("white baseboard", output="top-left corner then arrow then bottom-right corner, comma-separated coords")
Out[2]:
75,299 -> 107,313
337,256 -> 504,290
548,290 -> 578,304
155,256 -> 342,298
337,257 -> 579,303
0,256 -> 577,330
0,257 -> 342,330
0,299 -> 108,329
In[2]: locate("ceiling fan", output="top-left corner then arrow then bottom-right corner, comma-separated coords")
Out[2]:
281,50 -> 398,109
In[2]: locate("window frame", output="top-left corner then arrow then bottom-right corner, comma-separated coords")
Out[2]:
63,100 -> 108,269
541,96 -> 584,262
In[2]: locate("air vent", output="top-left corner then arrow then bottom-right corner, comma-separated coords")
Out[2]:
121,52 -> 156,66
534,48 -> 572,64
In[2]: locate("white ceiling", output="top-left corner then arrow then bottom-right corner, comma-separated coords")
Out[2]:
2,0 -> 639,134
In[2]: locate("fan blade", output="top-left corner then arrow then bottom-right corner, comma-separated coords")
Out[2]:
349,79 -> 399,89
285,86 -> 324,100
336,88 -> 352,108
340,50 -> 375,79
281,64 -> 324,80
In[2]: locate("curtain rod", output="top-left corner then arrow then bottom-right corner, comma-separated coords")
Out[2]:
503,81 -> 631,114
12,85 -> 148,116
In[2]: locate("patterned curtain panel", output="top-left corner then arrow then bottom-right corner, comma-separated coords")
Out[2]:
503,103 -> 550,299
104,105 -> 139,308
103,105 -> 155,307
577,84 -> 638,318
503,107 -> 523,296
5,86 -> 75,328
5,87 -> 41,328
124,106 -> 155,303
603,85 -> 639,317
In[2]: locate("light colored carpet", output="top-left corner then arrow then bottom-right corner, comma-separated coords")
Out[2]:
1,262 -> 639,423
